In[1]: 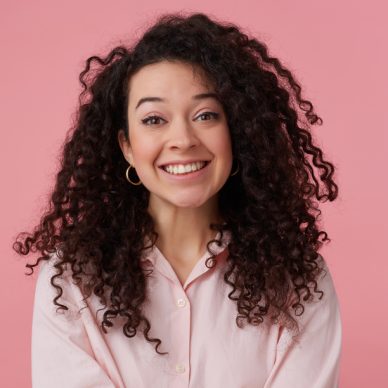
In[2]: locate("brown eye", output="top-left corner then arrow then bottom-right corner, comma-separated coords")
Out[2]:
196,112 -> 219,121
141,115 -> 165,126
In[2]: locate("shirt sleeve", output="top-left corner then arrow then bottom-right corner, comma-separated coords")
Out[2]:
263,256 -> 343,388
31,258 -> 117,388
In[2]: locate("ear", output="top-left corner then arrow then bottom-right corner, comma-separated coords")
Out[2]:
117,129 -> 134,166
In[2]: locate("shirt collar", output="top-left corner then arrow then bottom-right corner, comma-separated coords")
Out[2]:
140,229 -> 231,267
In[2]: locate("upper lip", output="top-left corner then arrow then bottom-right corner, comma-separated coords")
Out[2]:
158,159 -> 210,167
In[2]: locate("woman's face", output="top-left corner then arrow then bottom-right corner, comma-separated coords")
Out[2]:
118,60 -> 233,210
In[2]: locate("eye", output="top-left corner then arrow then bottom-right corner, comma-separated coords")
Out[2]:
196,112 -> 219,121
141,111 -> 220,126
141,115 -> 165,126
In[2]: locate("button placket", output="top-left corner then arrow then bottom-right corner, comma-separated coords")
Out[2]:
175,363 -> 185,373
176,298 -> 186,308
170,289 -> 190,387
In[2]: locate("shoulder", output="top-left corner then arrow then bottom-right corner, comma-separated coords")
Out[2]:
283,254 -> 342,344
308,254 -> 340,311
33,251 -> 84,319
35,250 -> 75,290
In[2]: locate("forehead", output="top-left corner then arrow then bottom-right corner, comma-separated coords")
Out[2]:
127,60 -> 213,101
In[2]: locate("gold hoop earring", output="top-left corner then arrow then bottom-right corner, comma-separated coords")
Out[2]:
125,164 -> 142,185
230,159 -> 240,176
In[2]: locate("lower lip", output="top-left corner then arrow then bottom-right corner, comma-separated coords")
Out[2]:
158,162 -> 211,181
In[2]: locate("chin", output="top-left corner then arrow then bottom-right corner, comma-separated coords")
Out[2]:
169,196 -> 209,208
172,201 -> 206,208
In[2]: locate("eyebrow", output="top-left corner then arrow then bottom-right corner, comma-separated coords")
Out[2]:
135,92 -> 220,110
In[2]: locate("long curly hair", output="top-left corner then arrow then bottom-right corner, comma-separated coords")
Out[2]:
13,11 -> 338,356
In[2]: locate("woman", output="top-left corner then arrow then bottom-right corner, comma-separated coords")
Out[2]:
13,12 -> 342,388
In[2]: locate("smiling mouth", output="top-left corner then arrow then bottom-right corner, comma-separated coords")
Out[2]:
160,161 -> 210,175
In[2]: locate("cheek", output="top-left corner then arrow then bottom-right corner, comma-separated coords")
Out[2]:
212,130 -> 233,159
219,133 -> 234,176
130,135 -> 159,164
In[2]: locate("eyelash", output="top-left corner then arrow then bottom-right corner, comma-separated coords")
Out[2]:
141,112 -> 219,126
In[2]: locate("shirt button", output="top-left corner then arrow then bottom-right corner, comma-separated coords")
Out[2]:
176,298 -> 186,308
175,363 -> 185,373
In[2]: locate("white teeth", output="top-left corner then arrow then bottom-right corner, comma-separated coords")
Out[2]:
163,161 -> 207,175
178,165 -> 185,174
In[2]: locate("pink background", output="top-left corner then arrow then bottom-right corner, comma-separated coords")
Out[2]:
1,1 -> 387,387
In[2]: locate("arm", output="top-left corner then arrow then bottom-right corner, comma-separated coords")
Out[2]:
31,258 -> 119,388
264,257 -> 342,388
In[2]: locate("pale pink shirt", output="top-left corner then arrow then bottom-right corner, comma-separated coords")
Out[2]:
31,231 -> 342,387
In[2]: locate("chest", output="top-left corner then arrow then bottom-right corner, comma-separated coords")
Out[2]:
167,259 -> 197,286
97,277 -> 279,388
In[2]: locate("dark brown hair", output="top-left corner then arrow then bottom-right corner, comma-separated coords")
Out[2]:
13,11 -> 338,356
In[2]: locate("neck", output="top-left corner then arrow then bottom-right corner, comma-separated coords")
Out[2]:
147,194 -> 223,264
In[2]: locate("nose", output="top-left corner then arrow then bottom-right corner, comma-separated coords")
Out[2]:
167,119 -> 200,150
